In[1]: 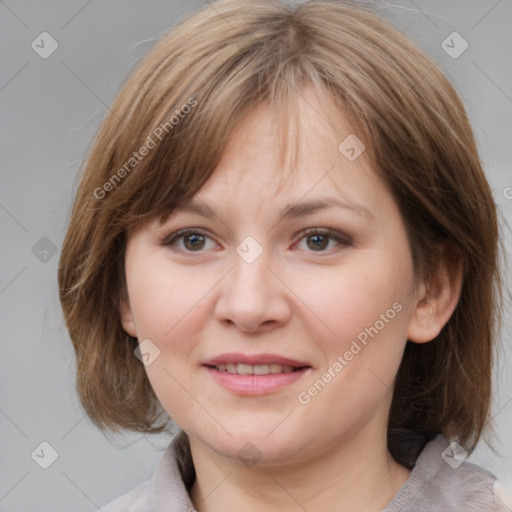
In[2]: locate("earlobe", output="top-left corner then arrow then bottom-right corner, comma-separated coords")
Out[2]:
119,293 -> 137,337
407,243 -> 463,344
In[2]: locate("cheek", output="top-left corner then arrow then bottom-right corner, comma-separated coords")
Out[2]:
293,260 -> 410,434
126,255 -> 214,344
295,252 -> 411,351
125,259 -> 208,425
291,249 -> 414,420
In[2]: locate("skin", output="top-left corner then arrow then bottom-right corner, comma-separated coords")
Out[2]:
120,87 -> 462,512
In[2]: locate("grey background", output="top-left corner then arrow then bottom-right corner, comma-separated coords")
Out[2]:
1,1 -> 511,511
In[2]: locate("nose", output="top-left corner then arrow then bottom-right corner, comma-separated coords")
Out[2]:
214,247 -> 292,333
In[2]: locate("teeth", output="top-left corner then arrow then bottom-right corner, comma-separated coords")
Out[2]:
237,363 -> 253,375
254,364 -> 269,375
270,363 -> 283,374
214,363 -> 297,375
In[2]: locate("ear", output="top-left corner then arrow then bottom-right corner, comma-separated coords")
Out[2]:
407,242 -> 463,344
119,289 -> 137,338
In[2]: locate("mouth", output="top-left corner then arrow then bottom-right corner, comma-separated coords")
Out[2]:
202,353 -> 312,395
203,353 -> 312,373
208,363 -> 307,375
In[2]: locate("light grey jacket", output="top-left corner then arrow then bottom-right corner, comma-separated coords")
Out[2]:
99,434 -> 510,511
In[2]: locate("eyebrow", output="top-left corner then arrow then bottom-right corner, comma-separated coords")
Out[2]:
175,196 -> 374,221
277,198 -> 374,220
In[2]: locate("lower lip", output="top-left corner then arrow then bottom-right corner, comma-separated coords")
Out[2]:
204,366 -> 311,395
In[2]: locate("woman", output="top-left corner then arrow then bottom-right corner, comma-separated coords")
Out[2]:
58,1 -> 509,510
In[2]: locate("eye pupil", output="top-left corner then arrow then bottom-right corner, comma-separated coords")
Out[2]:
307,234 -> 329,251
184,234 -> 205,250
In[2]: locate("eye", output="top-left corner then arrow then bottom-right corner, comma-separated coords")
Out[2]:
162,229 -> 218,253
293,228 -> 351,253
161,227 -> 351,254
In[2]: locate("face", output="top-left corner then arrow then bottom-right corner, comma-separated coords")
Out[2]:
120,88 -> 422,466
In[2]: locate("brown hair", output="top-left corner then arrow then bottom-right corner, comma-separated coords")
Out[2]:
58,0 -> 503,465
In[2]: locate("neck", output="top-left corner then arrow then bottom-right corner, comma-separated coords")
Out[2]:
189,423 -> 410,512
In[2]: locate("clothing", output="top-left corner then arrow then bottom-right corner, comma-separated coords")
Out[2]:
99,433 -> 510,512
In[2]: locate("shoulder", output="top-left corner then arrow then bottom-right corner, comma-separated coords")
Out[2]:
431,458 -> 509,511
385,435 -> 511,512
94,432 -> 196,512
96,480 -> 150,512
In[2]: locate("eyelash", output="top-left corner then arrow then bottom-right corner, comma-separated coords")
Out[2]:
161,227 -> 351,255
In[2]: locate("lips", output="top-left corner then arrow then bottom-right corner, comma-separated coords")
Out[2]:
203,353 -> 312,374
202,353 -> 312,394
214,363 -> 298,375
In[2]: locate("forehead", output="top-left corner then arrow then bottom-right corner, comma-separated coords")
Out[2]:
192,87 -> 385,213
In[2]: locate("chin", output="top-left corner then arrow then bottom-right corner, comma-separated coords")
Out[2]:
193,427 -> 310,467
